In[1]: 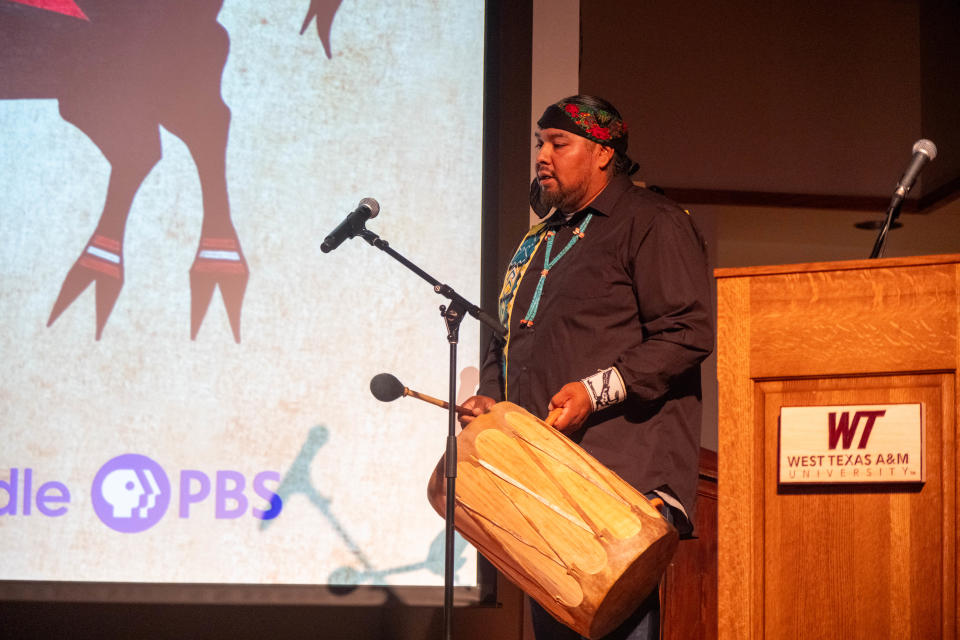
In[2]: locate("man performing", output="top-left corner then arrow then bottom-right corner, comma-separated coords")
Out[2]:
461,95 -> 714,639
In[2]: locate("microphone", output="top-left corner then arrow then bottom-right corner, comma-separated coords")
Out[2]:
892,139 -> 937,205
321,198 -> 380,253
869,139 -> 937,258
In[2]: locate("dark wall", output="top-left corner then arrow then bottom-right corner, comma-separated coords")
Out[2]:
480,1 -> 536,360
580,0 -> 959,208
919,0 -> 960,202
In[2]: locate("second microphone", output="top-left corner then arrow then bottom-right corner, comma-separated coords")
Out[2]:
321,197 -> 381,253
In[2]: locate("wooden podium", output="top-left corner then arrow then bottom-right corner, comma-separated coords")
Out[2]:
716,254 -> 959,640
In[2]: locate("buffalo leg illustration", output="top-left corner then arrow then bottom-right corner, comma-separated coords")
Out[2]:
179,94 -> 248,344
159,18 -> 247,343
300,0 -> 343,59
47,99 -> 163,340
6,0 -> 347,340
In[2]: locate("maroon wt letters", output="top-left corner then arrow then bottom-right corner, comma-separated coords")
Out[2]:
827,410 -> 886,450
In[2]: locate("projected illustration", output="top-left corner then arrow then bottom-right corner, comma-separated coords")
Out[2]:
0,0 -> 342,341
1,0 -> 485,592
265,426 -> 469,586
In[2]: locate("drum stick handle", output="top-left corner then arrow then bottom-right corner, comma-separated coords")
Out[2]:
403,388 -> 470,416
544,408 -> 563,427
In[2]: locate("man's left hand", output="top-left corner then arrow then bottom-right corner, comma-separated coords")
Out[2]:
548,382 -> 593,433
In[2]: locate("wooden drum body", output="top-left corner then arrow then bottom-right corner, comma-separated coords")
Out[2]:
427,402 -> 677,639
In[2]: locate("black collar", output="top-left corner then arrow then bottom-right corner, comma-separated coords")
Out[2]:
582,174 -> 633,218
547,173 -> 633,225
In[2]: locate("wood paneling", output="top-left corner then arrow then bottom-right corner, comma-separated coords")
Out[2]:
759,375 -> 950,639
717,254 -> 960,640
662,448 -> 718,640
748,263 -> 957,378
716,273 -> 759,640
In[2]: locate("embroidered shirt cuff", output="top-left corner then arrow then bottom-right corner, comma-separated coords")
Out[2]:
580,367 -> 627,411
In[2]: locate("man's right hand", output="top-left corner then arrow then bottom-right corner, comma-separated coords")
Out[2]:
458,395 -> 497,427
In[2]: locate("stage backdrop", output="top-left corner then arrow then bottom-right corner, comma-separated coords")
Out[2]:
0,0 -> 484,596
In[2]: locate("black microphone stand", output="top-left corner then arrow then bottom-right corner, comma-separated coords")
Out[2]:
353,225 -> 505,640
868,197 -> 904,259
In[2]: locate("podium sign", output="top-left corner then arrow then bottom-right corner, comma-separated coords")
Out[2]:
779,403 -> 924,484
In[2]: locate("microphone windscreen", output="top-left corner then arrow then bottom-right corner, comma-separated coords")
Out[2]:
360,197 -> 381,219
913,139 -> 937,161
370,373 -> 404,402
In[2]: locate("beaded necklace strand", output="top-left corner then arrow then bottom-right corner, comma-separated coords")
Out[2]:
519,213 -> 593,327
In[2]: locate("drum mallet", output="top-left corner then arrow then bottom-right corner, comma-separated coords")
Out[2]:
370,373 -> 471,416
371,373 -> 570,429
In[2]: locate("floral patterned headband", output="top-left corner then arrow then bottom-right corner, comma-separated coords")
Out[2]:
537,100 -> 630,156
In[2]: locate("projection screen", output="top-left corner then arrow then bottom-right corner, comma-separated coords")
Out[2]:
0,0 -> 486,601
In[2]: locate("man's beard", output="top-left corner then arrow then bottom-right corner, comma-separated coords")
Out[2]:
538,181 -> 578,213
538,187 -> 564,211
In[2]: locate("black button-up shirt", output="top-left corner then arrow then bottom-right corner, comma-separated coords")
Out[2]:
478,174 -> 714,528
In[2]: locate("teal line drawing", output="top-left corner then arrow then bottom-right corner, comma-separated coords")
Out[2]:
328,530 -> 468,586
262,425 -> 467,585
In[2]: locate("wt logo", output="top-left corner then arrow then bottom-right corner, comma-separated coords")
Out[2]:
827,410 -> 886,450
91,454 -> 171,533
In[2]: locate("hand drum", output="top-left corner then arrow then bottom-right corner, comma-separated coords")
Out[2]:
427,402 -> 677,639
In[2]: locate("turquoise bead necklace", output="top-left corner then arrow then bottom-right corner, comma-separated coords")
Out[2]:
519,213 -> 593,327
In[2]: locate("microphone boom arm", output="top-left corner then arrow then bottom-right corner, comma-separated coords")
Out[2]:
357,228 -> 506,337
